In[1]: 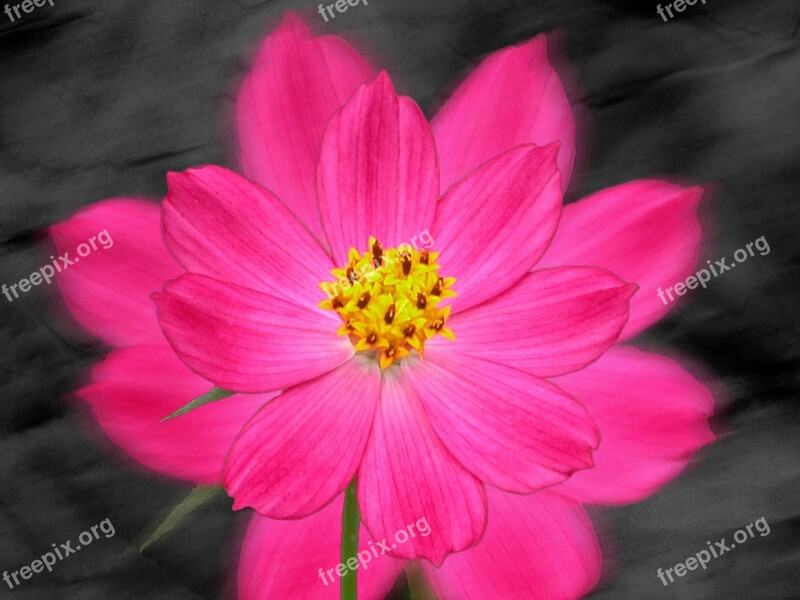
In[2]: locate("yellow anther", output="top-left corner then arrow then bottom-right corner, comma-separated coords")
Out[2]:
319,237 -> 456,368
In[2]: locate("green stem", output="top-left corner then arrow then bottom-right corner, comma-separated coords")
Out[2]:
405,563 -> 436,600
341,479 -> 360,600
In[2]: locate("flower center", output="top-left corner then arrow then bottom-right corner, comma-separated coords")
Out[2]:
319,237 -> 456,369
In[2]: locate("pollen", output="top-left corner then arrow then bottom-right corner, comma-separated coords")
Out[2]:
319,237 -> 457,369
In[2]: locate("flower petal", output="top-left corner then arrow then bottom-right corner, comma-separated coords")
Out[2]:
49,198 -> 181,346
317,72 -> 439,265
237,13 -> 376,241
432,144 -> 562,313
537,180 -> 704,340
422,488 -> 601,600
78,345 -> 272,485
238,499 -> 403,600
154,273 -> 352,393
402,348 -> 599,494
163,165 -> 335,306
222,356 -> 379,519
449,267 -> 636,377
432,35 -> 575,191
554,346 -> 715,505
358,367 -> 486,565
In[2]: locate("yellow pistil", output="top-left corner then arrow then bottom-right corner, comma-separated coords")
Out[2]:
319,237 -> 456,368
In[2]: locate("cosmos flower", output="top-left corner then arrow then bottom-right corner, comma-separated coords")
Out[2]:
153,45 -> 636,566
49,13 -> 715,598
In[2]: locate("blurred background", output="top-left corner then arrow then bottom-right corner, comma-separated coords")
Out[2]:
1,0 -> 799,598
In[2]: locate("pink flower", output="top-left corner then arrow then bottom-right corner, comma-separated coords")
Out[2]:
153,35 -> 636,565
49,13 -> 715,598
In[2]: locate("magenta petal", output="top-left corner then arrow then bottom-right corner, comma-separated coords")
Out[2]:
154,273 -> 353,393
432,144 -> 562,313
78,345 -> 272,485
358,368 -> 486,565
537,179 -> 704,340
222,356 -> 379,519
317,72 -> 439,264
163,165 -> 335,306
554,346 -> 715,505
237,13 -> 376,240
432,35 -> 575,191
238,499 -> 403,600
49,198 -> 181,346
449,267 -> 637,377
402,349 -> 599,494
422,488 -> 601,600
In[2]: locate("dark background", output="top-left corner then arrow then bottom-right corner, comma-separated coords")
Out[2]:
1,0 -> 799,598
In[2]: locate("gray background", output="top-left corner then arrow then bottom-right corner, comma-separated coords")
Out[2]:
1,0 -> 799,598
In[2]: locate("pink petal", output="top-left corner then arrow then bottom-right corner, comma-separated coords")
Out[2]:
432,144 -> 562,313
537,180 -> 704,340
153,273 -> 352,393
238,498 -> 403,600
163,165 -> 335,306
432,35 -> 575,191
554,346 -> 715,505
222,356 -> 379,519
358,368 -> 486,565
237,13 -> 376,241
48,199 -> 181,346
449,267 -> 637,377
78,345 -> 272,485
317,72 -> 439,265
402,348 -> 599,494
422,488 -> 601,600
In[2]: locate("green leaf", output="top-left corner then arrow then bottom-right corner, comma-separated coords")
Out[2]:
138,485 -> 225,552
160,387 -> 234,422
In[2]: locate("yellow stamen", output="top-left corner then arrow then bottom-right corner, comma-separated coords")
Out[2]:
319,237 -> 456,368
